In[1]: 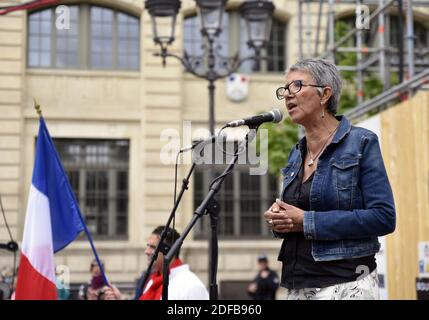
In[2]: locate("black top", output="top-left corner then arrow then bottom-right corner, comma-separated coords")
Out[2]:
279,151 -> 376,289
248,267 -> 279,300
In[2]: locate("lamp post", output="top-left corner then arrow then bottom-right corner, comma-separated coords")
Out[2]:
145,0 -> 275,300
145,0 -> 275,137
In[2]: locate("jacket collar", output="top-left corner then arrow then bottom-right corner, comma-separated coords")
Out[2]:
295,115 -> 351,151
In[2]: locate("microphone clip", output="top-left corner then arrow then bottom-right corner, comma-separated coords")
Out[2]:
0,241 -> 19,252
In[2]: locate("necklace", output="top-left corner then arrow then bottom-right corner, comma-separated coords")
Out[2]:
306,123 -> 340,166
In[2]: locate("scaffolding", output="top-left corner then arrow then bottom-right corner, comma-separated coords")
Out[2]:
297,0 -> 429,121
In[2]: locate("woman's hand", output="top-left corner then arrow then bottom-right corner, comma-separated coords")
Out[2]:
275,199 -> 304,232
264,200 -> 293,233
264,199 -> 304,233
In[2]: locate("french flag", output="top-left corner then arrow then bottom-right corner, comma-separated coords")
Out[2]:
15,117 -> 84,300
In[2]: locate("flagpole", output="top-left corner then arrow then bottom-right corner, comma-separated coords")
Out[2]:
33,98 -> 110,288
75,212 -> 111,287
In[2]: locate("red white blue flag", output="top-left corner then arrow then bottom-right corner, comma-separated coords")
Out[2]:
15,117 -> 84,299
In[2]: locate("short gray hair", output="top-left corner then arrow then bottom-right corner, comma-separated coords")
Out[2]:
286,58 -> 342,115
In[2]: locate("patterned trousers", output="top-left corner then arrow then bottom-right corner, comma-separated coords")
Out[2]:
284,270 -> 379,300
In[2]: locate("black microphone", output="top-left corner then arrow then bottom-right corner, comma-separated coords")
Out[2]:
225,109 -> 283,128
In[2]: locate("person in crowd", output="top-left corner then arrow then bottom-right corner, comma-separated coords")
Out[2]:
78,259 -> 107,300
247,254 -> 279,300
55,265 -> 70,300
104,225 -> 209,300
264,58 -> 396,300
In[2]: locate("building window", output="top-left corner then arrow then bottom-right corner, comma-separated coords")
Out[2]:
184,12 -> 287,73
54,139 -> 130,239
28,5 -> 140,70
193,164 -> 278,239
56,6 -> 79,68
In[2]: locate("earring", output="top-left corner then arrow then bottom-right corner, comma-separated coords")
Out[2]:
321,101 -> 325,118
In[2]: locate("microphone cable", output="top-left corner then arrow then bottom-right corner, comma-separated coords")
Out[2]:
215,125 -> 248,158
171,149 -> 184,236
209,129 -> 249,190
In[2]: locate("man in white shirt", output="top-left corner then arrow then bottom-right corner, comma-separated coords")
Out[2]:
104,226 -> 209,300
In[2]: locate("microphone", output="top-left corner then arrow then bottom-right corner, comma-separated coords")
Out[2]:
225,109 -> 283,128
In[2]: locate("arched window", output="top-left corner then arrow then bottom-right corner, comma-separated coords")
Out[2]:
184,12 -> 287,73
28,4 -> 140,70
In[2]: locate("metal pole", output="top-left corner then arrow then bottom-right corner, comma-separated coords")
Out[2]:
306,0 -> 312,58
314,0 -> 323,56
206,35 -> 218,300
378,0 -> 388,90
397,0 -> 404,83
346,68 -> 429,120
328,0 -> 335,61
406,0 -> 415,79
208,80 -> 215,137
356,0 -> 364,104
298,0 -> 303,60
207,38 -> 216,137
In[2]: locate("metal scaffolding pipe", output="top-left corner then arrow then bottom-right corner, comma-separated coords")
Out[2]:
298,0 -> 303,60
320,0 -> 396,58
356,0 -> 364,104
397,0 -> 404,83
378,0 -> 388,89
406,0 -> 415,78
314,0 -> 323,56
340,65 -> 429,72
306,0 -> 312,58
337,47 -> 379,53
328,0 -> 335,61
346,68 -> 429,120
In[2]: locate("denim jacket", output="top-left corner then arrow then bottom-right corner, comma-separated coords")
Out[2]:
278,115 -> 396,262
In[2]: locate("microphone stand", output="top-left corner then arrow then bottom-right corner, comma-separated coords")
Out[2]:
138,135 -> 217,299
162,126 -> 259,300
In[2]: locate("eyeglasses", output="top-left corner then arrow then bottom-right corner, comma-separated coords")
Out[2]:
276,80 -> 325,100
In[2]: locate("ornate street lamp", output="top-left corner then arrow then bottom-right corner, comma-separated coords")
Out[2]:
145,0 -> 181,49
240,0 -> 274,55
145,0 -> 274,136
195,0 -> 227,39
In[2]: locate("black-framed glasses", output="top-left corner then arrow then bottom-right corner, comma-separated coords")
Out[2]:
276,80 -> 325,100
